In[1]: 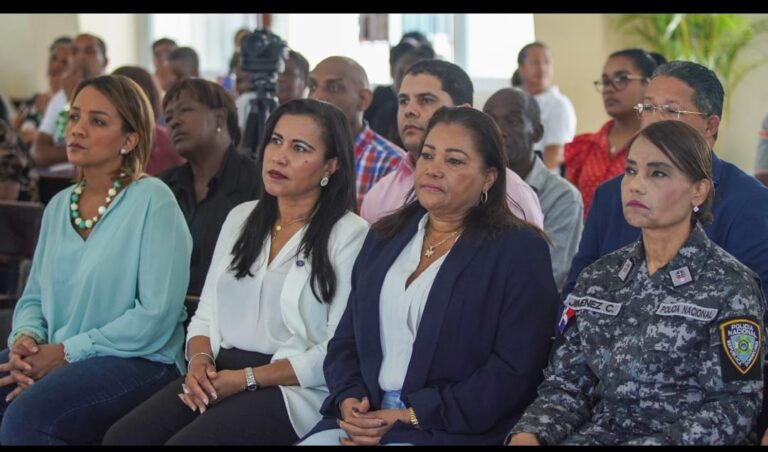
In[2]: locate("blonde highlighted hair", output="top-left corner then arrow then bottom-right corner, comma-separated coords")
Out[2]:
71,74 -> 154,181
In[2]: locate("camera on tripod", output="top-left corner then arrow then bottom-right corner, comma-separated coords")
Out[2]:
239,29 -> 289,159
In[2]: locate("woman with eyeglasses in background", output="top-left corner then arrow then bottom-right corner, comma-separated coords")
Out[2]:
564,49 -> 663,217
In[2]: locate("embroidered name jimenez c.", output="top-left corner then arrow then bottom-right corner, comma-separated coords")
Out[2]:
565,295 -> 622,316
656,302 -> 719,321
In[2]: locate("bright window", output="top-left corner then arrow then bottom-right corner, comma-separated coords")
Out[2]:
464,14 -> 535,79
147,14 -> 258,80
144,13 -> 536,94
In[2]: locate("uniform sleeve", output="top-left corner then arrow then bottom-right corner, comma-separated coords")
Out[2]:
508,276 -> 600,445
62,195 -> 192,361
623,277 -> 766,445
286,220 -> 369,388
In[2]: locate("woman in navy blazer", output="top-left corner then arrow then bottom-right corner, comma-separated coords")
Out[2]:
300,106 -> 559,445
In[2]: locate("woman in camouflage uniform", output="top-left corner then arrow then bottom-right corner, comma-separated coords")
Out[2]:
508,120 -> 765,445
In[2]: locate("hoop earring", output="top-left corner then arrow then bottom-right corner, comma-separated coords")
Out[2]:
320,176 -> 329,187
480,191 -> 488,204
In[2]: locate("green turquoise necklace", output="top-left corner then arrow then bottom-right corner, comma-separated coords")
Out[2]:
70,172 -> 127,230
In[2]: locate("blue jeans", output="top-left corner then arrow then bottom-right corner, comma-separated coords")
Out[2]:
0,348 -> 179,445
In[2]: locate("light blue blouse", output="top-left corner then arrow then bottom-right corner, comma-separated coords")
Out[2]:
9,177 -> 192,373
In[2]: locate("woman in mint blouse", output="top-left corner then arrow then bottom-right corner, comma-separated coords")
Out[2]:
0,75 -> 192,445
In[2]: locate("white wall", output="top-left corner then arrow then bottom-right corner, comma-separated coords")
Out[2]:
0,14 -> 136,99
1,13 -> 766,174
77,14 -> 138,74
467,14 -> 535,109
533,14 -> 610,136
465,14 -> 534,79
0,14 -> 79,98
714,14 -> 768,172
279,14 -> 391,87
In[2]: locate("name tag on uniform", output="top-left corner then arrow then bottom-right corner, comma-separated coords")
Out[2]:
565,295 -> 622,316
655,302 -> 718,321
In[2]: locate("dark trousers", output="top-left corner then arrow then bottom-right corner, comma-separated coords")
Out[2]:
103,347 -> 299,445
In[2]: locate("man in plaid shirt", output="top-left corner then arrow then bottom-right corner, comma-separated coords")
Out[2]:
309,56 -> 406,211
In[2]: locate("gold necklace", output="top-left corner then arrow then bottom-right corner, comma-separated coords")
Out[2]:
273,216 -> 308,238
423,229 -> 461,258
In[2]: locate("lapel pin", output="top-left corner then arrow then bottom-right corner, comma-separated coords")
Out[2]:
618,259 -> 633,281
669,266 -> 693,287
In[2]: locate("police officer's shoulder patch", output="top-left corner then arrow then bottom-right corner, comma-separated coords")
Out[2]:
718,316 -> 762,382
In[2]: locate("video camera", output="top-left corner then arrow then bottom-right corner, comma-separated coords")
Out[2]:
239,29 -> 289,158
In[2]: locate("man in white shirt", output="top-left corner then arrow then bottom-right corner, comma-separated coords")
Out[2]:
31,33 -> 109,167
516,42 -> 576,172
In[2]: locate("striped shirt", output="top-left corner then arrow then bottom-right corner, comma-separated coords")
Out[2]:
353,121 -> 406,211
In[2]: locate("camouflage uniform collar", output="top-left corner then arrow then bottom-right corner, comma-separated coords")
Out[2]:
608,223 -> 712,292
658,223 -> 712,291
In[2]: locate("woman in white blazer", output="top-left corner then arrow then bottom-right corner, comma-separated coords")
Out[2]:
104,99 -> 369,445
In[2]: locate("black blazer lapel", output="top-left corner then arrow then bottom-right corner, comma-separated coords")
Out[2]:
401,230 -> 483,395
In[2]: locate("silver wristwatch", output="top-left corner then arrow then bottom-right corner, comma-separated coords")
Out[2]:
244,367 -> 259,391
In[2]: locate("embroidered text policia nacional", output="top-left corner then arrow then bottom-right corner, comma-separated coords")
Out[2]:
656,302 -> 718,321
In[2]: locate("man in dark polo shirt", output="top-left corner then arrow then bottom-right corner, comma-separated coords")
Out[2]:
160,78 -> 261,297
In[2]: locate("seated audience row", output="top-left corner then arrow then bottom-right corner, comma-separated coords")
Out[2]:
0,30 -> 767,444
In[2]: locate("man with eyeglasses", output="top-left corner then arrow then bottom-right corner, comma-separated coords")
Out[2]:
562,60 -> 768,443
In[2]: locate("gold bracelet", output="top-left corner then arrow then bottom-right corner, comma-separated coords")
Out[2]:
408,407 -> 421,430
189,352 -> 215,366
